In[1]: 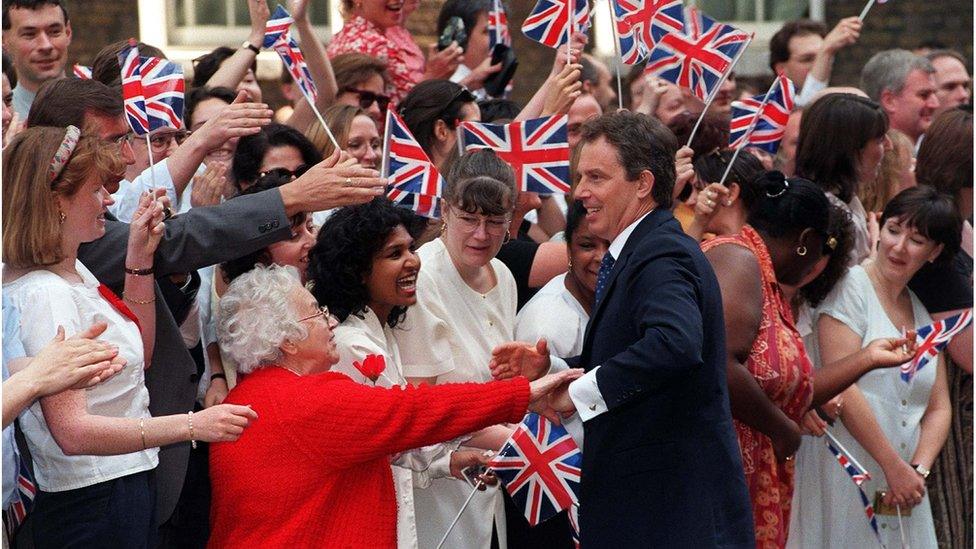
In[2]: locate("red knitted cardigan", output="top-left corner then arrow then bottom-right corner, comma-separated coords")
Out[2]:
208,367 -> 530,548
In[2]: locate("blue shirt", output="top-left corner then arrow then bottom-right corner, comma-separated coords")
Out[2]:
2,296 -> 27,509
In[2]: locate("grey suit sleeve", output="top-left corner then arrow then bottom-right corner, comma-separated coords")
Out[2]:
80,190 -> 293,286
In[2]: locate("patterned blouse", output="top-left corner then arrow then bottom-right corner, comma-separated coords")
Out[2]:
701,225 -> 814,549
327,15 -> 421,104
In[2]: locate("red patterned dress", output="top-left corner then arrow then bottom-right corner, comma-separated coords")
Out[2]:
702,225 -> 814,549
326,15 -> 420,104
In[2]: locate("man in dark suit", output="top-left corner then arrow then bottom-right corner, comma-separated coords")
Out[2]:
24,78 -> 385,541
493,111 -> 753,547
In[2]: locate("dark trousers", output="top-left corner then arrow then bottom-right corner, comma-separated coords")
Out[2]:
156,438 -> 211,549
31,470 -> 156,549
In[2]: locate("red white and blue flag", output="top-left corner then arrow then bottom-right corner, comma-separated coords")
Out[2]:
522,0 -> 590,49
72,64 -> 92,79
568,503 -> 581,548
488,0 -> 512,50
459,115 -> 571,195
3,454 -> 37,538
118,40 -> 185,135
272,33 -> 318,102
263,4 -> 294,48
383,109 -> 444,219
610,0 -> 684,65
902,309 -> 972,382
488,413 -> 582,526
645,7 -> 750,102
825,437 -> 882,545
729,74 -> 795,153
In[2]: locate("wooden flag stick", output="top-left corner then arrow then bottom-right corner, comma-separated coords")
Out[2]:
717,76 -> 780,186
686,34 -> 753,148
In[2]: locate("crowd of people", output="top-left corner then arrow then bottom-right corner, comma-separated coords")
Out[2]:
0,0 -> 972,547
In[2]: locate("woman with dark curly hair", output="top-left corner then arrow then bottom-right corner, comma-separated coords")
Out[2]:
307,197 -> 499,548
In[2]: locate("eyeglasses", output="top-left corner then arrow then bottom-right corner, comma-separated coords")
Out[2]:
258,164 -> 310,181
133,130 -> 190,153
451,213 -> 511,236
298,305 -> 331,323
346,88 -> 391,112
113,132 -> 135,147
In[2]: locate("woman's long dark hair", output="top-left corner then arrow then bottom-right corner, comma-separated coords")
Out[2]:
307,198 -> 427,327
398,79 -> 475,155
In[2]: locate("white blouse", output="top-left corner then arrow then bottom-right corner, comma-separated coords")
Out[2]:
515,274 -> 589,358
3,261 -> 158,492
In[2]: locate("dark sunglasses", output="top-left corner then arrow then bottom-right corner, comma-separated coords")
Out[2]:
346,88 -> 391,111
258,164 -> 310,181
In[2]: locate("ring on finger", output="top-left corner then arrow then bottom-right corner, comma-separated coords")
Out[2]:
345,177 -> 352,185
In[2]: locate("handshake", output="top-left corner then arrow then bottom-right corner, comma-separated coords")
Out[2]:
492,339 -> 579,423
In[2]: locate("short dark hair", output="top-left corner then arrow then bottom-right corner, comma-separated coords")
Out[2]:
693,149 -> 765,211
768,19 -> 826,73
799,202 -> 856,308
3,0 -> 68,30
880,185 -> 962,265
232,123 -> 322,188
26,78 -> 122,128
478,98 -> 521,123
747,171 -> 831,240
565,200 -> 587,246
436,0 -> 491,50
446,147 -> 516,194
398,79 -> 476,155
916,107 -> 973,206
184,85 -> 236,126
308,197 -> 427,328
2,51 -> 16,88
578,110 -> 678,209
221,172 -> 310,283
667,110 -> 730,161
795,93 -> 888,203
191,47 -> 256,88
332,52 -> 389,92
91,40 -> 167,90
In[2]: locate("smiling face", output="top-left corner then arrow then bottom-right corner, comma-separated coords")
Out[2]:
57,171 -> 114,244
337,73 -> 386,125
267,216 -> 316,282
931,55 -> 972,115
876,217 -> 944,281
345,114 -> 381,169
190,97 -> 235,163
366,224 -> 421,314
568,218 -> 609,293
575,137 -> 649,242
2,4 -> 71,90
289,285 -> 340,370
885,69 -> 940,141
360,0 -> 403,30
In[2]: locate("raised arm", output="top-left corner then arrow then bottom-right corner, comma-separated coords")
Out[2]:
205,0 -> 270,92
284,0 -> 338,132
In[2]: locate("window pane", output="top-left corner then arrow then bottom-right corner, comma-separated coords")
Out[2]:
195,0 -> 227,25
174,0 -> 187,26
696,0 -> 808,22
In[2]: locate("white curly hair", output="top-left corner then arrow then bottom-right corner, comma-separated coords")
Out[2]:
217,264 -> 310,374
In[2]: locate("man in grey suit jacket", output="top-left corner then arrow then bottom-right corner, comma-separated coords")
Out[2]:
26,78 -> 385,535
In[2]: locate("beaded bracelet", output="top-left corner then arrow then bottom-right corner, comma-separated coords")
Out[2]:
188,410 -> 197,449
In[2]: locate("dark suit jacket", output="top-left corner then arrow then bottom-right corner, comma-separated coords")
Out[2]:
78,192 -> 292,526
571,209 -> 754,548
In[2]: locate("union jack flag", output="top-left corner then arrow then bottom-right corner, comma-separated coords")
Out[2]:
118,40 -> 150,134
902,309 -> 973,382
522,0 -> 590,49
272,32 -> 318,102
825,439 -> 871,486
72,64 -> 92,79
263,4 -> 294,48
568,503 -> 581,548
459,115 -> 570,194
729,74 -> 795,153
488,0 -> 512,51
856,484 -> 883,545
488,413 -> 582,526
610,0 -> 684,65
645,7 -> 751,102
383,109 -> 444,219
139,56 -> 186,131
3,454 -> 36,538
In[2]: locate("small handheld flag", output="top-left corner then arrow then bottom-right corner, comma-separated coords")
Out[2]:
610,0 -> 684,65
729,74 -> 795,153
383,109 -> 445,219
824,432 -> 883,546
902,309 -> 972,382
459,115 -> 571,195
488,413 -> 582,526
522,0 -> 590,49
118,40 -> 149,135
72,64 -> 92,79
264,4 -> 295,48
488,0 -> 512,51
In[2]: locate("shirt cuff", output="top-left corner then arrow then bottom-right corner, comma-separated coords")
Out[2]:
796,75 -> 827,107
569,366 -> 608,422
548,355 -> 568,374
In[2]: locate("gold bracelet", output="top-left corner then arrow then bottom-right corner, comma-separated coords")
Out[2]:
188,410 -> 197,449
123,292 -> 156,305
139,417 -> 147,450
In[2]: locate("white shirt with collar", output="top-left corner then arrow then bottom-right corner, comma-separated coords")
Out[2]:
564,210 -> 653,434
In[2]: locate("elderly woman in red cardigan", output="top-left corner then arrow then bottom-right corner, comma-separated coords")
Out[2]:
208,264 -> 579,548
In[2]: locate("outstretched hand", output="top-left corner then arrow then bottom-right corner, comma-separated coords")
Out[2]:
489,339 -> 551,381
528,368 -> 584,424
866,335 -> 917,369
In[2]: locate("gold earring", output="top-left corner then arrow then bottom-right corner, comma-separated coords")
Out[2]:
796,245 -> 807,256
59,211 -> 66,224
568,259 -> 573,268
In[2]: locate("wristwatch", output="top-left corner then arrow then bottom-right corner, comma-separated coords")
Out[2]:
911,463 -> 931,479
241,41 -> 261,55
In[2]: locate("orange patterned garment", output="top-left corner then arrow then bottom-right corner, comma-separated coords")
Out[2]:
702,225 -> 813,549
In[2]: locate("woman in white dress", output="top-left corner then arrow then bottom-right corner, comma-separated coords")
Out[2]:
392,164 -> 521,548
791,187 -> 960,548
516,200 -> 608,358
307,197 -> 496,548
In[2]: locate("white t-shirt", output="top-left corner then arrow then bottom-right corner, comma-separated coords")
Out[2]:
515,273 -> 589,358
2,261 -> 158,492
